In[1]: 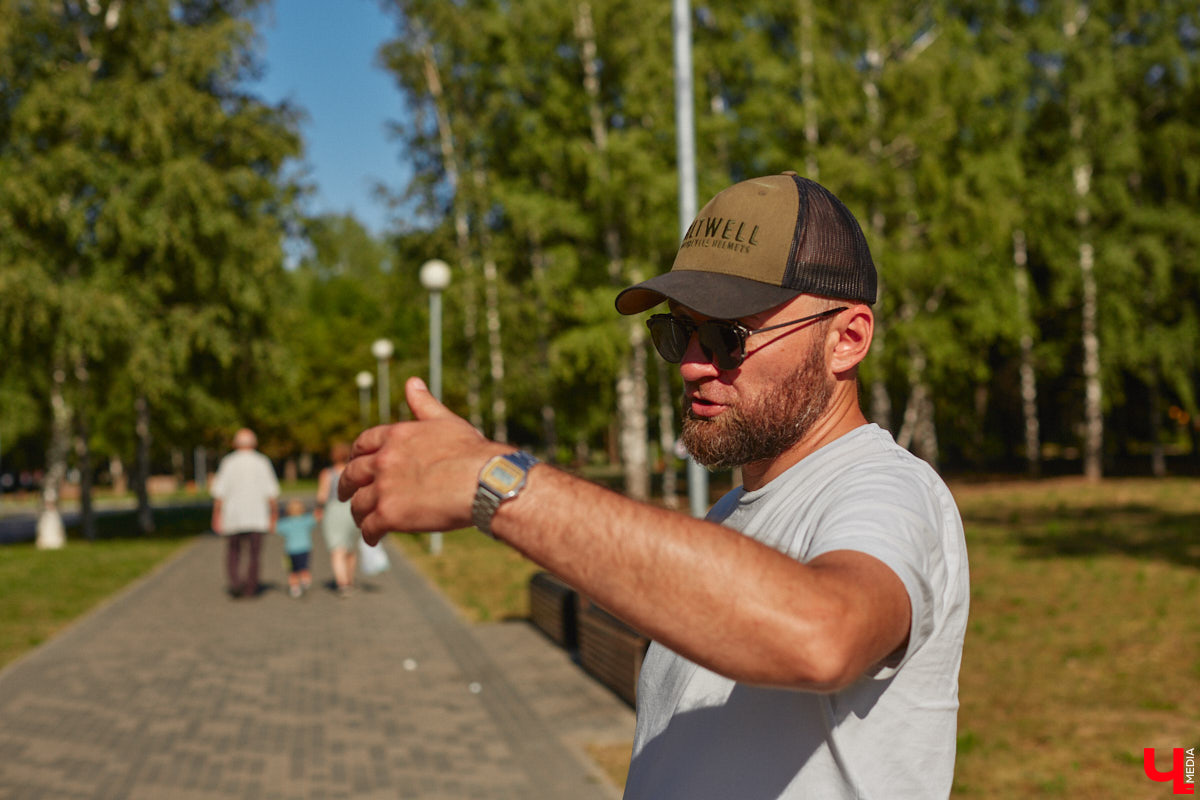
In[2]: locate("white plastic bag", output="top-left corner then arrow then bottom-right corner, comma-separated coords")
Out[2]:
358,537 -> 391,576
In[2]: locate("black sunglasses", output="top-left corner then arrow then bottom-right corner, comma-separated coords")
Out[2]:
646,307 -> 847,370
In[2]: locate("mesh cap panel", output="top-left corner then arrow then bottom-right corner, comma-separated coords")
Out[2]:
782,176 -> 877,304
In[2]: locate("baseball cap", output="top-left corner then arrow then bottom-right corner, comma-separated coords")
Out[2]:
615,172 -> 877,319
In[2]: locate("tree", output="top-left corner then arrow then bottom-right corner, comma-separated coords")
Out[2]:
269,213 -> 426,459
0,0 -> 302,536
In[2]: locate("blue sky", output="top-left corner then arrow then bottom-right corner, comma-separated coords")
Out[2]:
247,0 -> 412,236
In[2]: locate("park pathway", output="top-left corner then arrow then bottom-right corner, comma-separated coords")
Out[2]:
0,532 -> 633,799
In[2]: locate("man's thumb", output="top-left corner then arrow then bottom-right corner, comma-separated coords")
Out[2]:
406,376 -> 454,420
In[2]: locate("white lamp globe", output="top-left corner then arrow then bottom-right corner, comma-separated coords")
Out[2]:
419,259 -> 452,291
371,338 -> 394,361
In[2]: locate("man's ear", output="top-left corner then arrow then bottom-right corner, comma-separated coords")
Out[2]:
828,305 -> 874,375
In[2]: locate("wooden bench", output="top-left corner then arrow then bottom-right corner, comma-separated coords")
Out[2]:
576,601 -> 650,707
528,571 -> 578,649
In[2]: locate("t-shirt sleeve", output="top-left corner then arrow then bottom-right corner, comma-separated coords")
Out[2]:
261,457 -> 281,498
803,468 -> 946,679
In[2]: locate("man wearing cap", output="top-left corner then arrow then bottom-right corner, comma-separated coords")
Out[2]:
338,173 -> 969,798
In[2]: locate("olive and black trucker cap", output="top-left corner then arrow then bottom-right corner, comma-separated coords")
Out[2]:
615,172 -> 877,319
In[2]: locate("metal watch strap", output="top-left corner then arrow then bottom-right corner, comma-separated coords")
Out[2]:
472,450 -> 539,538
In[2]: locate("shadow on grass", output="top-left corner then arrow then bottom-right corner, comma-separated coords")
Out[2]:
967,503 -> 1200,569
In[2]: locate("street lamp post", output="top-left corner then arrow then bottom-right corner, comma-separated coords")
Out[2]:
419,259 -> 451,402
355,371 -> 374,428
419,259 -> 452,556
371,338 -> 394,425
673,0 -> 708,518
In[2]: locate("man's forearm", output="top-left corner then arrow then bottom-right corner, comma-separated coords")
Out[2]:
337,377 -> 910,691
489,464 -> 908,691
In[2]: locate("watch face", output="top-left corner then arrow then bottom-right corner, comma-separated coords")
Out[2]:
482,460 -> 524,493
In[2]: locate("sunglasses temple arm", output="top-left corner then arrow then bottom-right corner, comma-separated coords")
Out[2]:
751,307 -> 848,334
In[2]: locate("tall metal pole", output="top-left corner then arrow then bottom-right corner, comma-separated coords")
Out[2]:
356,371 -> 374,428
420,259 -> 452,556
428,290 -> 444,403
674,0 -> 708,518
371,339 -> 394,425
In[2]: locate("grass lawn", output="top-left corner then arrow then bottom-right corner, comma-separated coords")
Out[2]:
394,530 -> 543,622
396,476 -> 1200,797
950,476 -> 1200,798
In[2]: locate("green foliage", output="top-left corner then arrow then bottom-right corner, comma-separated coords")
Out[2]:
0,0 -> 302,472
2,0 -> 1198,477
371,0 -> 1200,470
263,213 -> 428,456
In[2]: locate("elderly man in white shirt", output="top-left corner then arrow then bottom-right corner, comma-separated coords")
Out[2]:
211,428 -> 280,598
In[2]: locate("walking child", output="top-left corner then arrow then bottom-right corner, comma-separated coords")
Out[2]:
275,499 -> 314,598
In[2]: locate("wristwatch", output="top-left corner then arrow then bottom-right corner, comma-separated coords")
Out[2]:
472,450 -> 540,537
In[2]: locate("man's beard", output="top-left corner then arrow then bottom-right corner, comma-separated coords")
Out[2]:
680,345 -> 834,470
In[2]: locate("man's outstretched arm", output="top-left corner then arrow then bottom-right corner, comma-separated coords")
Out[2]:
340,376 -> 910,692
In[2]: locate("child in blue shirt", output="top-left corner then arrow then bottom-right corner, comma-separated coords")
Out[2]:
276,499 -> 315,598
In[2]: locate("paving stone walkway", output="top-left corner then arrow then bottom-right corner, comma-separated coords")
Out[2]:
0,532 -> 634,799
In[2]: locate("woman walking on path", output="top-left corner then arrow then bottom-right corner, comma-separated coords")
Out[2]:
316,442 -> 359,597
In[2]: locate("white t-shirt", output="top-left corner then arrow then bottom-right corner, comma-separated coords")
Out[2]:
211,449 -> 280,534
625,424 -> 969,800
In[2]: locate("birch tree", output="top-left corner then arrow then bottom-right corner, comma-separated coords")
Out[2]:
573,0 -> 650,499
1,0 -> 301,535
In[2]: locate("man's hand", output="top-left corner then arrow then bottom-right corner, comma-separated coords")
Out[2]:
337,376 -> 507,544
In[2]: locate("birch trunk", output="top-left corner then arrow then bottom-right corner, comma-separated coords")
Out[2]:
656,357 -> 679,509
1076,188 -> 1102,480
900,178 -> 937,466
73,355 -> 96,540
863,54 -> 892,431
75,435 -> 96,541
422,41 -> 483,430
482,251 -> 507,442
472,167 -> 508,443
530,235 -> 559,462
1066,3 -> 1103,481
1013,229 -> 1042,476
798,0 -> 819,179
895,342 -> 938,468
576,0 -> 650,500
860,26 -> 937,434
913,362 -> 939,469
893,286 -> 940,467
616,331 -> 650,501
75,427 -> 95,541
134,394 -> 155,534
36,365 -> 70,550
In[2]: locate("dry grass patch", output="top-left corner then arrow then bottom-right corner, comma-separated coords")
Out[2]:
392,529 -> 542,622
951,477 -> 1200,797
585,740 -> 634,790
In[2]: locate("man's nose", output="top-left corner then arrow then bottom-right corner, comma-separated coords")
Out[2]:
678,334 -> 720,379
